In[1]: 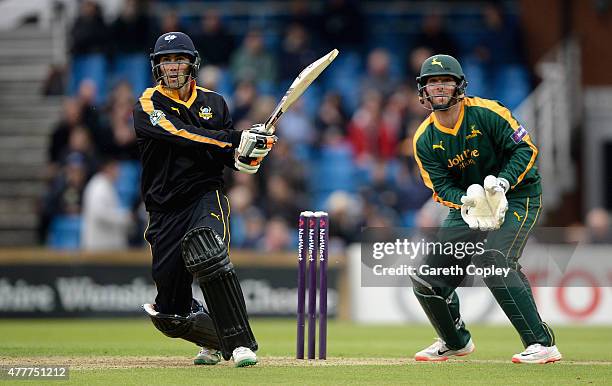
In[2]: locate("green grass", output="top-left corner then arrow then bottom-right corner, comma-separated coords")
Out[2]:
1,319 -> 611,385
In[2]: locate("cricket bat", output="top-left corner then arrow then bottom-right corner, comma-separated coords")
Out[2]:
263,49 -> 339,134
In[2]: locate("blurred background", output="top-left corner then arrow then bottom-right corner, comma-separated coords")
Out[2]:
0,0 -> 611,324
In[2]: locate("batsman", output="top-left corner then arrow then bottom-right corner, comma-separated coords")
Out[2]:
135,32 -> 277,367
411,54 -> 562,364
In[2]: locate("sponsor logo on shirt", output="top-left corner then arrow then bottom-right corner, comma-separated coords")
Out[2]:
149,109 -> 166,126
432,141 -> 445,150
447,148 -> 480,170
511,125 -> 528,144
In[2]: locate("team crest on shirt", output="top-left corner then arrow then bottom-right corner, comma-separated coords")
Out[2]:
199,106 -> 213,120
149,109 -> 166,126
466,125 -> 482,139
511,125 -> 528,144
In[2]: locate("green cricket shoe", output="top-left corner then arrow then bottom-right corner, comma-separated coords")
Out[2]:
194,347 -> 222,365
232,346 -> 257,367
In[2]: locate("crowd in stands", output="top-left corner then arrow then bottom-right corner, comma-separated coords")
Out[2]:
40,0 -> 541,252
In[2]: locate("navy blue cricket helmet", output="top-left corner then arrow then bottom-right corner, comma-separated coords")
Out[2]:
150,32 -> 201,88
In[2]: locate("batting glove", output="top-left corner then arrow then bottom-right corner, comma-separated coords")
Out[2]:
461,184 -> 499,231
483,175 -> 509,228
236,124 -> 277,158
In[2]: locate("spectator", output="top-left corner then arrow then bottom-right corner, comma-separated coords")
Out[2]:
158,11 -> 181,34
39,153 -> 88,242
321,0 -> 365,51
276,98 -> 316,146
42,64 -> 67,96
48,98 -> 82,167
110,0 -> 151,55
81,158 -> 133,250
347,90 -> 397,162
279,23 -> 317,85
261,216 -> 292,252
585,208 -> 612,244
406,47 -> 433,85
230,29 -> 276,87
413,13 -> 458,59
473,3 -> 525,66
231,80 -> 258,123
261,175 -> 302,225
361,48 -> 397,99
315,92 -> 348,143
193,9 -> 235,67
69,0 -> 108,56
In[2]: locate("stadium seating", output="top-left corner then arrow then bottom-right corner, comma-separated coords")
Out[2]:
47,215 -> 82,250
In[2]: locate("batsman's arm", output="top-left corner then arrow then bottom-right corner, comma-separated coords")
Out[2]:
487,103 -> 538,190
134,98 -> 241,149
413,133 -> 464,209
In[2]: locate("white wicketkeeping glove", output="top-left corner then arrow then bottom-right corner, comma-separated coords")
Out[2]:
235,124 -> 277,174
483,175 -> 509,228
461,184 -> 499,231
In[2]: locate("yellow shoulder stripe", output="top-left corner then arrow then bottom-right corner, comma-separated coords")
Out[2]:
465,96 -> 538,189
465,97 -> 520,128
196,86 -> 214,93
139,88 -> 232,148
513,134 -> 538,188
412,116 -> 434,190
412,116 -> 461,209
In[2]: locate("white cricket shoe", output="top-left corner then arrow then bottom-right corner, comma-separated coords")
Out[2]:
415,338 -> 475,362
512,344 -> 562,364
232,346 -> 257,367
194,347 -> 222,365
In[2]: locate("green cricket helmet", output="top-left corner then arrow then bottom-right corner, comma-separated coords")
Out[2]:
416,54 -> 468,111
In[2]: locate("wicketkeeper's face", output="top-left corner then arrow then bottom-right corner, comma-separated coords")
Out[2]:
159,54 -> 192,88
425,76 -> 457,106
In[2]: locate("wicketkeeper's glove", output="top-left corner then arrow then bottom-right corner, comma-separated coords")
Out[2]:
483,175 -> 509,228
461,184 -> 499,231
235,124 -> 277,174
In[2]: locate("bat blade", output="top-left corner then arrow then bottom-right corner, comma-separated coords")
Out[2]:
264,49 -> 339,134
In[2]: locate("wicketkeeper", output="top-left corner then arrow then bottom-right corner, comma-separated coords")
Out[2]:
411,54 -> 562,364
135,31 -> 276,367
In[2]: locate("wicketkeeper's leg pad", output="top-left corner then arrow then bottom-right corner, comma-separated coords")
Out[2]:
182,227 -> 257,360
473,249 -> 554,347
142,299 -> 221,349
411,276 -> 471,350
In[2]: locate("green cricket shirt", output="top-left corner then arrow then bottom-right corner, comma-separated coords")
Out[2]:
413,96 -> 541,209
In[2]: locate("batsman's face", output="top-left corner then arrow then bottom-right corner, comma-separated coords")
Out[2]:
425,76 -> 457,105
159,54 -> 191,88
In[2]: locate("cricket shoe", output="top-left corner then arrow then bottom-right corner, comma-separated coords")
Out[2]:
232,346 -> 257,367
512,344 -> 562,364
414,338 -> 475,362
194,347 -> 222,365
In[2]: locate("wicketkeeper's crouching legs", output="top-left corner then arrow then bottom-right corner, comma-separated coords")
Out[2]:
181,226 -> 257,360
412,276 -> 472,350
472,249 -> 554,347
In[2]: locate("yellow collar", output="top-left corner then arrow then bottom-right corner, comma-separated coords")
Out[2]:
431,101 -> 465,136
155,80 -> 198,108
